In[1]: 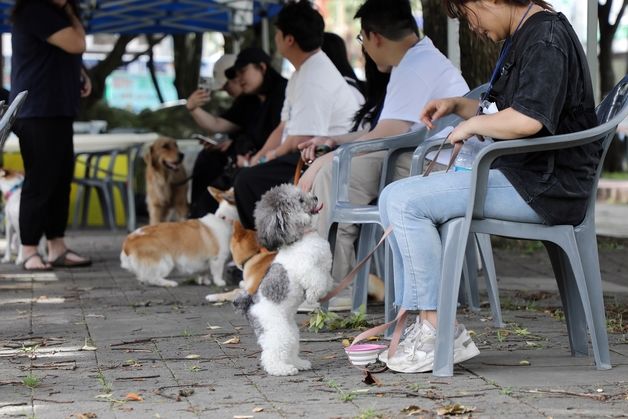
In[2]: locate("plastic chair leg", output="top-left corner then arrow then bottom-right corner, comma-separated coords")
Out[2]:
353,223 -> 375,313
433,218 -> 467,377
575,228 -> 611,370
475,233 -> 504,327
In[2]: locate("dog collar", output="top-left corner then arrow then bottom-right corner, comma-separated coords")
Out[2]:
3,181 -> 23,201
240,247 -> 273,269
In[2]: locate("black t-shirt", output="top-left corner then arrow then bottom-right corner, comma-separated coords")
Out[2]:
220,73 -> 287,154
10,1 -> 82,118
489,11 -> 599,226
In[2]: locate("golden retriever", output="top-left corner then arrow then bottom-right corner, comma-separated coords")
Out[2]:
144,137 -> 188,225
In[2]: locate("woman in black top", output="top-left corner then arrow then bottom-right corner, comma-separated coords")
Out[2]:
11,0 -> 92,270
377,0 -> 598,373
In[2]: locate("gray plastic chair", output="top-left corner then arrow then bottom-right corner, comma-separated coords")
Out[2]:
425,75 -> 628,377
0,91 -> 28,152
326,84 -> 488,326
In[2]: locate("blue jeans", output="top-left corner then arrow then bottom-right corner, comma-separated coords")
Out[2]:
378,169 -> 544,311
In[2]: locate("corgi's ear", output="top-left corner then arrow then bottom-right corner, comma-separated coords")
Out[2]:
207,186 -> 223,203
224,187 -> 236,205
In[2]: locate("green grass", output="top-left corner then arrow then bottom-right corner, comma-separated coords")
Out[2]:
309,305 -> 370,332
602,171 -> 628,180
22,374 -> 40,389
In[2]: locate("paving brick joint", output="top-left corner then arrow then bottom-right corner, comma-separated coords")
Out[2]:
0,230 -> 627,419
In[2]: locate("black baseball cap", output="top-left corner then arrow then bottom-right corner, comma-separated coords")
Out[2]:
225,47 -> 272,79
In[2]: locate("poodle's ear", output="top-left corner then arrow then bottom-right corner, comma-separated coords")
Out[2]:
255,207 -> 285,250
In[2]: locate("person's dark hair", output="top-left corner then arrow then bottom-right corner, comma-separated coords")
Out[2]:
13,0 -> 81,20
275,0 -> 324,52
352,50 -> 390,132
443,0 -> 554,20
354,0 -> 419,41
322,32 -> 363,93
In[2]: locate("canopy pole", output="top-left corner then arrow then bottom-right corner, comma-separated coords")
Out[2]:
586,0 -> 599,101
261,0 -> 270,53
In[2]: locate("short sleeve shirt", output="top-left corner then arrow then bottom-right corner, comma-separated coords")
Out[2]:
489,12 -> 599,225
10,1 -> 82,118
280,51 -> 360,141
379,37 -> 469,131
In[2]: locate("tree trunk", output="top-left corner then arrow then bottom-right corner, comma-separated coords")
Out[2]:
82,34 -> 136,111
172,33 -> 203,100
459,25 -> 500,90
146,35 -> 164,104
420,0 -> 448,56
598,0 -> 627,96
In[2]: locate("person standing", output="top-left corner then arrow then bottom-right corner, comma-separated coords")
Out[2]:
11,0 -> 92,271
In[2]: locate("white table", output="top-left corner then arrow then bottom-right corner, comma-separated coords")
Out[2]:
3,132 -> 159,231
3,132 -> 159,153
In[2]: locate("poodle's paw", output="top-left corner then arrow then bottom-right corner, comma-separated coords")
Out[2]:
264,363 -> 299,376
305,290 -> 324,305
195,275 -> 212,286
292,358 -> 311,371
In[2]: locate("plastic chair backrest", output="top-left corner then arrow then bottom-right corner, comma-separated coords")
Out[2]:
0,91 -> 28,151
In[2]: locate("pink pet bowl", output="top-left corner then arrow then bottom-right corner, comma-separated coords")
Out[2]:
344,343 -> 387,366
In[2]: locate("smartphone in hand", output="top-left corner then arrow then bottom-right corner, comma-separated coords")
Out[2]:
192,133 -> 228,146
198,76 -> 214,92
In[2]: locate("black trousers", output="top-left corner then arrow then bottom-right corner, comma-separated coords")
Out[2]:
233,152 -> 300,229
189,148 -> 230,218
14,117 -> 74,245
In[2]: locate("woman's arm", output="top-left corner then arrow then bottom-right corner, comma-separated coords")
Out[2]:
448,107 -> 543,144
420,97 -> 479,129
47,2 -> 86,54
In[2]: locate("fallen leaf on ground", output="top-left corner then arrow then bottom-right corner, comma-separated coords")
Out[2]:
206,324 -> 222,330
73,413 -> 97,419
435,403 -> 475,416
125,392 -> 143,401
362,371 -> 382,386
341,339 -> 350,347
185,354 -> 201,359
252,407 -> 264,412
178,388 -> 195,397
222,336 -> 240,345
519,360 -> 530,366
321,354 -> 337,360
401,405 -> 429,415
233,416 -> 253,419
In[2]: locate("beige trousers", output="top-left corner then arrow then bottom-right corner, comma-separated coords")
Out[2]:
312,150 -> 412,281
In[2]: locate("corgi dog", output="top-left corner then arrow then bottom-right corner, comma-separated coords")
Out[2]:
0,168 -> 23,263
205,220 -> 276,303
120,187 -> 236,287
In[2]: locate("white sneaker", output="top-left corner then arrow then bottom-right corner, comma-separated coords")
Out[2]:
378,317 -> 424,364
385,322 -> 479,373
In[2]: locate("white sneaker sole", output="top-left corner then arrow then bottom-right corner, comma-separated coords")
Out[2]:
386,335 -> 480,373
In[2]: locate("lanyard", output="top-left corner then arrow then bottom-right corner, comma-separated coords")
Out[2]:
480,1 -> 535,107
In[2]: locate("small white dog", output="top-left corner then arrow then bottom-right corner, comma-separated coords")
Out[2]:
120,187 -> 237,287
0,169 -> 24,264
234,184 -> 333,376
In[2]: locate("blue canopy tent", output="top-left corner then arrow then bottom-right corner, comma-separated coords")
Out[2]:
0,0 -> 283,35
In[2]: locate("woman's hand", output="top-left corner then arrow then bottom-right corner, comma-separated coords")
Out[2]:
297,155 -> 327,192
420,98 -> 458,129
236,153 -> 252,168
186,89 -> 210,111
80,70 -> 91,98
448,118 -> 475,144
298,136 -> 336,164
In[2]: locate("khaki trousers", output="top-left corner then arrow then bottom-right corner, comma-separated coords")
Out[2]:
312,150 -> 412,281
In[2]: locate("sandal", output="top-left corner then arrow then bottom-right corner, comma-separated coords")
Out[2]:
22,253 -> 53,272
50,249 -> 92,268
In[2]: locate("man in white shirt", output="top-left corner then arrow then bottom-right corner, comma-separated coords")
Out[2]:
233,0 -> 360,230
298,0 -> 469,284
